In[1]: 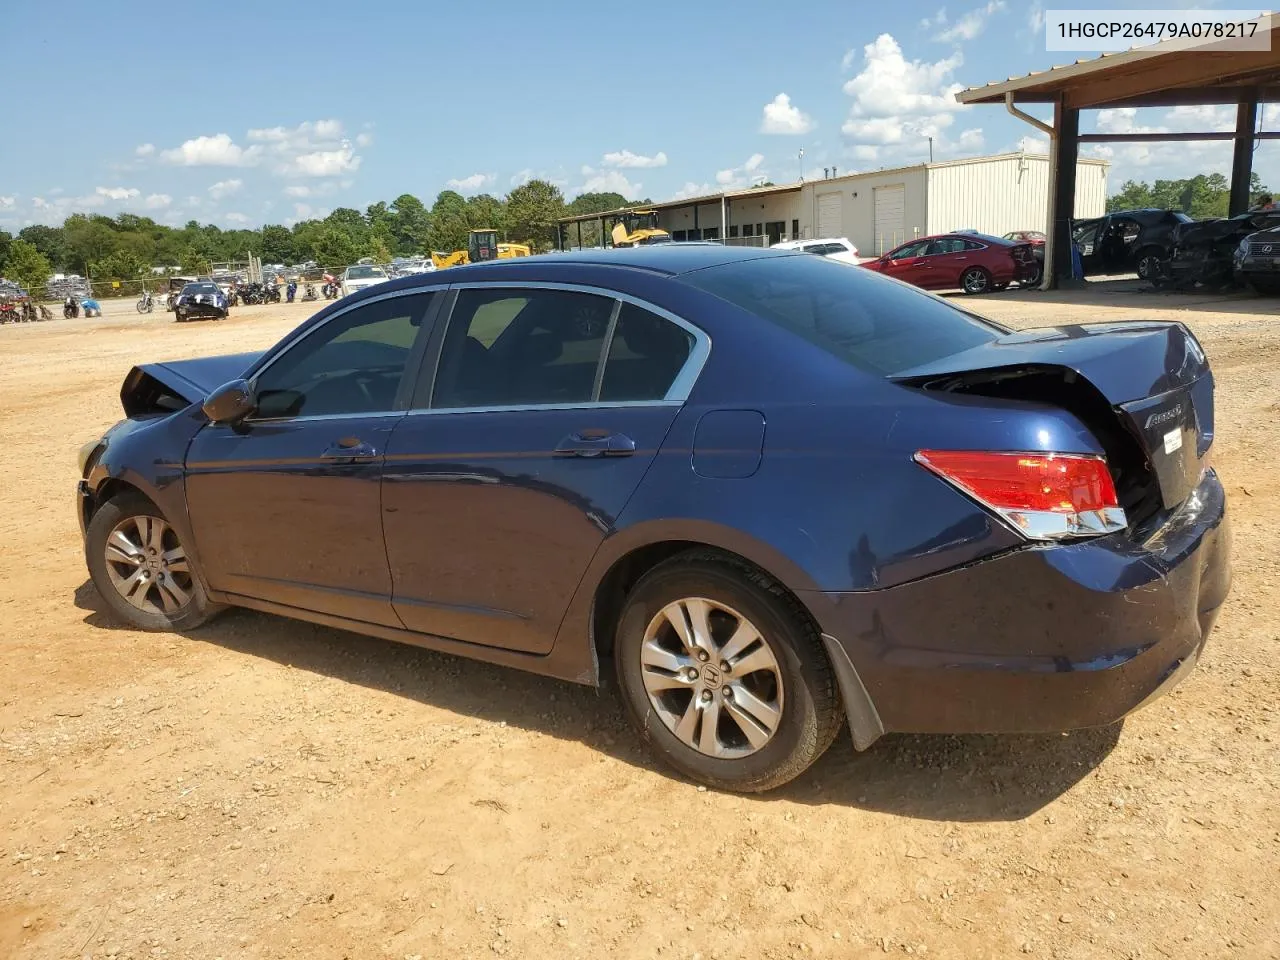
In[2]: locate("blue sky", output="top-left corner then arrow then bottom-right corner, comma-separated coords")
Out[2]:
3,0 -> 1276,229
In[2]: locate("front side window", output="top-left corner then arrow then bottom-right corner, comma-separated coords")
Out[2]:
252,293 -> 434,419
431,288 -> 615,408
890,240 -> 927,260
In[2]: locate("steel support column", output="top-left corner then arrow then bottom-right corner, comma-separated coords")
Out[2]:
1230,96 -> 1259,216
1051,99 -> 1080,285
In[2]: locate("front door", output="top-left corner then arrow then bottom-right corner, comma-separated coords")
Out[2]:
184,291 -> 439,626
879,240 -> 930,285
382,286 -> 703,653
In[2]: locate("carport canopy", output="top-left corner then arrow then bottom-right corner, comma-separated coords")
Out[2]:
957,14 -> 1280,286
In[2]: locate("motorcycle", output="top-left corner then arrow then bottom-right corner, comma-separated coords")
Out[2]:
301,282 -> 318,302
286,281 -> 297,303
264,283 -> 282,304
321,274 -> 340,299
63,296 -> 80,319
136,290 -> 154,313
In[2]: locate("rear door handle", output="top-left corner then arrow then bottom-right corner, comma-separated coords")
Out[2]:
321,436 -> 378,461
554,432 -> 636,458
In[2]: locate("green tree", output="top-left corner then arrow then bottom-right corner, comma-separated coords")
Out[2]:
260,225 -> 295,263
0,229 -> 12,269
63,214 -> 118,274
179,248 -> 208,274
466,194 -> 507,236
505,179 -> 566,251
366,235 -> 393,264
94,250 -> 147,281
314,227 -> 361,270
16,225 -> 67,269
427,190 -> 470,253
389,193 -> 431,254
4,240 -> 54,294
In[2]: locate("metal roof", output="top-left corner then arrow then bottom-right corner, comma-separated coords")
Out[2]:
557,153 -> 1108,225
957,13 -> 1280,106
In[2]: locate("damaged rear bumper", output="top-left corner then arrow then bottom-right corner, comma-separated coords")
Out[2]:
805,469 -> 1230,746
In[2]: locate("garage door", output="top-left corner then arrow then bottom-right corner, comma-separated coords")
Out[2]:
817,192 -> 842,239
873,184 -> 905,255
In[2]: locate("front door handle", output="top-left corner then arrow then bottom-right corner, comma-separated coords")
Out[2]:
321,436 -> 378,461
554,432 -> 636,458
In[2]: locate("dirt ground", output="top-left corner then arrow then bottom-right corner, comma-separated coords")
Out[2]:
1,282 -> 1277,960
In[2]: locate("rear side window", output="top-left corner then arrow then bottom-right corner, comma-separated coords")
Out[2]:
599,304 -> 694,401
680,254 -> 1003,376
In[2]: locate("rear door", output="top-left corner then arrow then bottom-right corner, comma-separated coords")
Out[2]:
922,236 -> 970,288
381,284 -> 707,653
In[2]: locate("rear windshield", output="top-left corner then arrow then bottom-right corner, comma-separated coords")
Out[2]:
680,254 -> 1004,375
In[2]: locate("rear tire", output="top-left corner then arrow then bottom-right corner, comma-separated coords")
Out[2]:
85,492 -> 221,632
960,266 -> 992,295
1249,278 -> 1280,296
614,553 -> 842,793
1135,247 -> 1166,281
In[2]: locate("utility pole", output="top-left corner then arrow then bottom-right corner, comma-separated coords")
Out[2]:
928,137 -> 934,163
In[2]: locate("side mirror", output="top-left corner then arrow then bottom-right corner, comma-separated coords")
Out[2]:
202,379 -> 255,424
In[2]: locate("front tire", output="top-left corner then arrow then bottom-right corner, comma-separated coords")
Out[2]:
614,554 -> 841,793
960,266 -> 991,295
86,492 -> 219,631
1135,247 -> 1166,281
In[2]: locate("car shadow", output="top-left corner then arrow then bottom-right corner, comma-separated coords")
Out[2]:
74,580 -> 1119,822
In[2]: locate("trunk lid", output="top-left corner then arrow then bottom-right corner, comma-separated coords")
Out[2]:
892,321 -> 1212,520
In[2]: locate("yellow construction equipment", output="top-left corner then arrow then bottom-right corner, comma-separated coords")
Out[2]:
609,209 -> 671,247
430,230 -> 532,269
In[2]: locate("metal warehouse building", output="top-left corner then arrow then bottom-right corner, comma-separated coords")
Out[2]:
557,151 -> 1109,257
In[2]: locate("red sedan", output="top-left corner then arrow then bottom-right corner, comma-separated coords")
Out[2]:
861,232 -> 1038,294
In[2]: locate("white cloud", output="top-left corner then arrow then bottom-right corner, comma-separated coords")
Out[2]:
95,186 -> 140,201
225,212 -> 250,224
161,133 -> 262,167
713,154 -> 770,190
143,193 -> 172,209
445,172 -> 495,192
601,149 -> 668,169
841,33 -> 981,165
1016,134 -> 1050,154
510,168 -> 534,187
208,178 -> 243,199
671,182 -> 714,200
935,0 -> 1005,43
760,93 -> 815,135
1027,0 -> 1045,33
48,187 -> 64,195
355,132 -> 373,147
840,48 -> 858,71
288,145 -> 361,177
284,184 -> 312,197
135,143 -> 155,157
920,8 -> 948,29
574,167 -> 643,197
0,196 -> 14,208
293,202 -> 320,219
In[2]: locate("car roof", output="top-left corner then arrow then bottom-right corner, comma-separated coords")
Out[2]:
449,244 -> 784,277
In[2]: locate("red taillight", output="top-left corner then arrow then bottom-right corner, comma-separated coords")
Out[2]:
915,450 -> 1127,541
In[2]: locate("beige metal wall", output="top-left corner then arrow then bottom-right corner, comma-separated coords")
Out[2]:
925,155 -> 1109,237
797,167 -> 929,256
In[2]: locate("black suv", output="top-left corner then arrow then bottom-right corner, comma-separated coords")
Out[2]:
1233,222 -> 1280,294
1072,209 -> 1192,280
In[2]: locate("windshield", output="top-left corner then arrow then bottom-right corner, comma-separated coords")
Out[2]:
182,283 -> 219,295
681,254 -> 1004,376
346,266 -> 386,279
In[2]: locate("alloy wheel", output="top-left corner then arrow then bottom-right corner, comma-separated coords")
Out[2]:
962,268 -> 989,293
639,597 -> 785,759
103,515 -> 193,616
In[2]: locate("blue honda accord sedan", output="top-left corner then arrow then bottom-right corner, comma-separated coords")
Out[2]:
76,245 -> 1231,792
